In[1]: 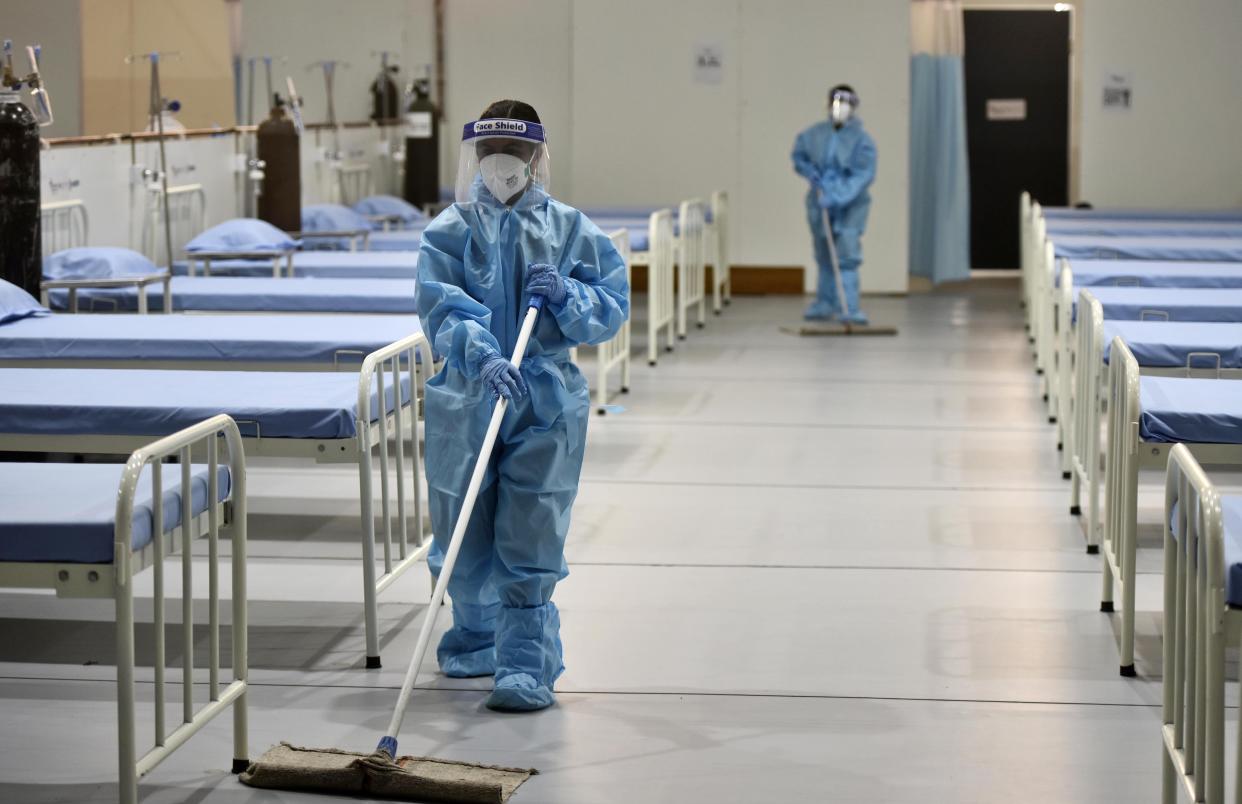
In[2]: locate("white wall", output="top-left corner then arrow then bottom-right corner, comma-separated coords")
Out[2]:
445,0 -> 911,293
1079,0 -> 1242,208
1,0 -> 83,139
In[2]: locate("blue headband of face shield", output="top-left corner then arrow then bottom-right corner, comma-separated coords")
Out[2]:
461,118 -> 547,143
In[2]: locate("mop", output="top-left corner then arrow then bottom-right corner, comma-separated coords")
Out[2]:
241,297 -> 547,803
783,203 -> 898,337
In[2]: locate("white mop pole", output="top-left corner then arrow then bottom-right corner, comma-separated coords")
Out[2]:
821,202 -> 850,321
376,295 -> 546,759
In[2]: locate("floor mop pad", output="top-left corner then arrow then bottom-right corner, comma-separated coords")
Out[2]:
240,298 -> 549,803
240,743 -> 535,803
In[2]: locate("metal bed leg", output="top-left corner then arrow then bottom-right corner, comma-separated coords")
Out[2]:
115,552 -> 138,804
357,427 -> 382,668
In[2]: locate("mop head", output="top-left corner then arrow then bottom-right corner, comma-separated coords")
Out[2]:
781,323 -> 898,336
239,742 -> 537,803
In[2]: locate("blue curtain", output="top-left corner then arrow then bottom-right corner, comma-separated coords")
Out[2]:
909,53 -> 970,283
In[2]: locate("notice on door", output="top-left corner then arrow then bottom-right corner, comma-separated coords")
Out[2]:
1102,71 -> 1133,111
693,41 -> 723,85
986,99 -> 1027,121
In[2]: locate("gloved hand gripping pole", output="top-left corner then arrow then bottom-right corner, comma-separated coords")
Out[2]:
374,295 -> 547,761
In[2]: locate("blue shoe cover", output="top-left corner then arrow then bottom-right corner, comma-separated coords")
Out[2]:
485,673 -> 556,712
840,311 -> 869,325
803,301 -> 837,322
439,645 -> 496,678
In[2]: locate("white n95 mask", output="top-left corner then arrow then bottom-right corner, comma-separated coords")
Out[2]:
480,153 -> 532,203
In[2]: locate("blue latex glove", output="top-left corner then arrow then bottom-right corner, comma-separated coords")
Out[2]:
524,263 -> 567,306
479,352 -> 527,401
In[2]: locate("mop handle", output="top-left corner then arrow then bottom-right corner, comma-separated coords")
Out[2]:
378,296 -> 546,757
820,197 -> 850,320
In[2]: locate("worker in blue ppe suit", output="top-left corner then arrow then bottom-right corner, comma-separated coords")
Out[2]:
416,100 -> 629,712
791,84 -> 877,324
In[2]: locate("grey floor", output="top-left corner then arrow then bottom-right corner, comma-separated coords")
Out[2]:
0,279 -> 1194,802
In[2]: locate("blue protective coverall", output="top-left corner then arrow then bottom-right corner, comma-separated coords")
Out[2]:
791,117 -> 877,322
415,182 -> 629,711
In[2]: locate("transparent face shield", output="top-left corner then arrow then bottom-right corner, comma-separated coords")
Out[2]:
828,88 -> 858,128
455,119 -> 551,204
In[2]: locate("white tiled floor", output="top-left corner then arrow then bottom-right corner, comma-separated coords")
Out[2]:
0,280 -> 1184,802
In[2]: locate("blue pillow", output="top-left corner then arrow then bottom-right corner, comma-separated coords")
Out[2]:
353,195 -> 426,226
302,204 -> 377,233
0,278 -> 49,324
43,247 -> 160,280
186,218 -> 298,253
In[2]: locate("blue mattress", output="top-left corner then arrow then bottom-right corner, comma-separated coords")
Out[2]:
0,463 -> 231,563
0,314 -> 421,364
1061,260 -> 1242,288
1042,207 -> 1242,221
1101,321 -> 1242,367
1046,220 -> 1242,238
47,277 -> 418,314
367,230 -> 424,252
1139,376 -> 1242,444
1052,235 -> 1242,261
586,216 -> 650,252
175,251 -> 418,279
1076,288 -> 1242,323
1223,497 -> 1242,607
0,368 -> 410,440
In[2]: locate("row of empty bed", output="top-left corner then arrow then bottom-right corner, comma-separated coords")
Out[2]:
1,185 -> 731,801
1021,194 -> 1242,803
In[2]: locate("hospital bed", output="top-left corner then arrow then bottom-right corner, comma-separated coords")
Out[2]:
1053,263 -> 1242,471
1098,339 -> 1242,676
0,415 -> 248,804
46,276 -> 419,315
0,334 -> 430,670
180,249 -> 418,279
582,229 -> 632,413
1030,233 -> 1242,430
0,313 -> 423,371
1070,288 -> 1242,556
1160,445 -> 1242,804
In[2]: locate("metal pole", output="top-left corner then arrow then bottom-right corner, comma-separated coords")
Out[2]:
151,56 -> 175,273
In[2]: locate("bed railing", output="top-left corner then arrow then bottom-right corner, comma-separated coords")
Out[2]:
593,229 -> 632,413
354,330 -> 435,667
41,199 -> 89,256
708,191 -> 730,315
1161,444 -> 1233,804
114,414 -> 249,803
647,208 -> 676,366
677,198 -> 708,339
335,162 -> 373,207
143,183 -> 206,267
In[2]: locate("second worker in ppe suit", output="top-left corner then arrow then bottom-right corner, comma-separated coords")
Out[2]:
791,84 -> 877,324
416,99 -> 629,712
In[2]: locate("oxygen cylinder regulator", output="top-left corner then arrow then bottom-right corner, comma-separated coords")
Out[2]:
0,39 -> 53,296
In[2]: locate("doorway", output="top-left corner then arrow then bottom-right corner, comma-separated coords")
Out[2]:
963,8 -> 1071,268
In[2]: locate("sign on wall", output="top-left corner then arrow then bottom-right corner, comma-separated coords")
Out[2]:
1102,70 -> 1133,111
693,41 -> 723,84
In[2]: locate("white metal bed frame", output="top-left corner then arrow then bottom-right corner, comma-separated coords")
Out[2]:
676,198 -> 708,340
708,191 -> 731,315
1098,338 -> 1242,676
0,415 -> 249,804
646,208 -> 677,366
334,161 -> 373,207
1160,444 -> 1241,804
588,229 -> 632,413
143,183 -> 207,268
1068,287 -> 1242,552
40,198 -> 89,258
0,333 -> 433,669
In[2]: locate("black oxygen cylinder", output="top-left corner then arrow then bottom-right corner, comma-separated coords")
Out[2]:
0,92 -> 40,296
256,98 -> 301,232
402,81 -> 439,209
